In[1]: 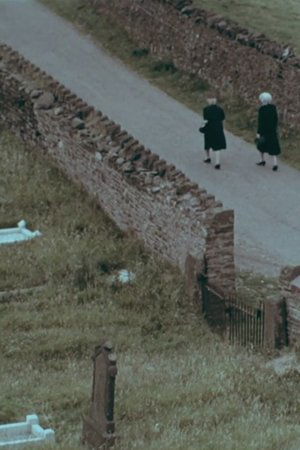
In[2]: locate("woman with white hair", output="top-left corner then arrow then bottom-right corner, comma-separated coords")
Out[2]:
256,92 -> 281,171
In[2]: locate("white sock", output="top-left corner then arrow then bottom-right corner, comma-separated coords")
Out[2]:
215,151 -> 220,165
273,156 -> 278,166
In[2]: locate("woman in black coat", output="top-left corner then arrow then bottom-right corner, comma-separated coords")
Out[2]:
200,97 -> 226,170
256,92 -> 281,171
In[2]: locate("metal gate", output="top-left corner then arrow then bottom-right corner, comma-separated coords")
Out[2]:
200,275 -> 227,336
226,299 -> 265,347
200,275 -> 265,347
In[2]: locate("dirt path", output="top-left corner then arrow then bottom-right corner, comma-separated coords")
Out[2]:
0,0 -> 299,276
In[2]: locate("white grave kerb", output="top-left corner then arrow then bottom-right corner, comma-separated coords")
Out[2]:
0,220 -> 41,245
0,414 -> 55,447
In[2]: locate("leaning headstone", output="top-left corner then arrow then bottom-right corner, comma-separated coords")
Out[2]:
82,341 -> 117,449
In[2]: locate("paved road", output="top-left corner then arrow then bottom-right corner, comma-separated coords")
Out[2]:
0,0 -> 299,276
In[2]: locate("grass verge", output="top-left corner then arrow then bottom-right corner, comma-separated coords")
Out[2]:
37,0 -> 300,170
1,130 -> 300,449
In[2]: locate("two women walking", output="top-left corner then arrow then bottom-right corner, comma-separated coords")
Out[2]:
200,92 -> 281,170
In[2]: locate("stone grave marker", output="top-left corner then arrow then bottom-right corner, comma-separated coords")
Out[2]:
82,340 -> 117,449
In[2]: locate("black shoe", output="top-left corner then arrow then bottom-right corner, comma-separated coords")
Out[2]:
204,158 -> 211,163
272,165 -> 278,171
256,161 -> 266,166
215,164 -> 221,170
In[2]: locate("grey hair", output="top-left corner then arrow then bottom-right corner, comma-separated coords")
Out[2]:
259,92 -> 272,104
207,97 -> 217,105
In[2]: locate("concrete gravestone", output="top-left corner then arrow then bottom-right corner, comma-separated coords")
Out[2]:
82,341 -> 117,449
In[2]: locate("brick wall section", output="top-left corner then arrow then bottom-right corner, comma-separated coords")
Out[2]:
88,0 -> 300,135
280,266 -> 300,346
0,44 -> 235,297
205,210 -> 235,298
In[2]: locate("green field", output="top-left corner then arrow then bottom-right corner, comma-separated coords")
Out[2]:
0,131 -> 300,449
193,0 -> 300,53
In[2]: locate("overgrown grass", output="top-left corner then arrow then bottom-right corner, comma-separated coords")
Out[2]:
37,0 -> 300,170
1,131 -> 300,449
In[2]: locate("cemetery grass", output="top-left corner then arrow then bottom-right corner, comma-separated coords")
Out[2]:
1,131 -> 300,449
38,0 -> 300,170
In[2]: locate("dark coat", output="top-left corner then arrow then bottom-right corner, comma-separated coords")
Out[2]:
202,104 -> 226,151
257,104 -> 281,155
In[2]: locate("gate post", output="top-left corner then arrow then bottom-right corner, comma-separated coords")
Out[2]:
185,254 -> 203,310
201,280 -> 227,336
264,297 -> 288,349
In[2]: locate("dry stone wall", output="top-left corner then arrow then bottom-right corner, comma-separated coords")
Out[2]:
0,44 -> 235,297
88,0 -> 300,135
